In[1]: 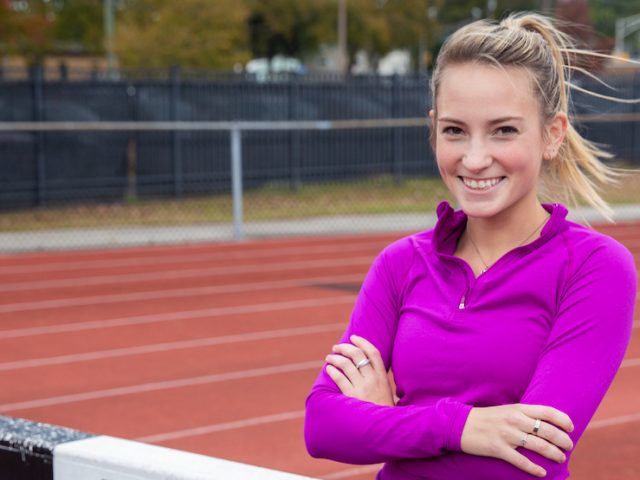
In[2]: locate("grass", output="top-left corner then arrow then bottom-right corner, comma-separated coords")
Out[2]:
2,173 -> 640,232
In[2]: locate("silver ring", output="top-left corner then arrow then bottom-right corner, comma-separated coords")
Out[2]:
355,358 -> 371,369
520,434 -> 529,447
533,419 -> 541,435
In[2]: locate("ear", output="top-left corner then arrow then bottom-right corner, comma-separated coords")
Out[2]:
544,112 -> 568,160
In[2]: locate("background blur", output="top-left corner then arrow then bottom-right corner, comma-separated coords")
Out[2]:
1,3 -> 639,480
1,0 -> 639,251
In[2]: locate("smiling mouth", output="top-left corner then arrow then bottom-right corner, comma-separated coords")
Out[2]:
459,176 -> 505,190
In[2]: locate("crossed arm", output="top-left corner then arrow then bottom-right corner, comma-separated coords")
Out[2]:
305,240 -> 636,478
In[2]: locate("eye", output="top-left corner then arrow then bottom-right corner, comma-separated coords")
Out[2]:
495,126 -> 518,135
442,126 -> 464,135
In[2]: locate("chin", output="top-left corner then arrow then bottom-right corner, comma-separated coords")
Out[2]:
456,198 -> 505,219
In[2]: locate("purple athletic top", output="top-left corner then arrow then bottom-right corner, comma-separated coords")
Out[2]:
304,201 -> 637,479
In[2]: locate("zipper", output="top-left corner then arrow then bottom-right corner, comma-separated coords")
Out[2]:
458,272 -> 477,310
458,294 -> 466,310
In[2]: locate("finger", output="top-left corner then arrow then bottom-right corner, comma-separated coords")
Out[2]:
520,404 -> 574,434
325,354 -> 362,384
350,335 -> 385,372
502,447 -> 547,478
332,343 -> 369,370
517,433 -> 567,465
325,364 -> 355,395
521,417 -> 574,452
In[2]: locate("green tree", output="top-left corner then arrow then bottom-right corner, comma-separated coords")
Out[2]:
1,0 -> 56,62
53,0 -> 103,54
0,1 -> 15,53
247,0 -> 334,59
589,0 -> 638,49
114,0 -> 251,69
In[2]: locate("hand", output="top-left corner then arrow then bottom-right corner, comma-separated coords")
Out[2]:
460,404 -> 575,478
325,334 -> 395,407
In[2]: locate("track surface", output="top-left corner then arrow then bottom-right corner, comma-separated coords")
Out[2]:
0,226 -> 638,480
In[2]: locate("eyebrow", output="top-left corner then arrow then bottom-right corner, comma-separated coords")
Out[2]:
437,116 -> 524,125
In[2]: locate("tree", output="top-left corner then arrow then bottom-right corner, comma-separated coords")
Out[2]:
53,0 -> 103,54
0,0 -> 15,54
114,0 -> 251,69
247,0 -> 334,59
589,0 -> 638,39
1,0 -> 56,62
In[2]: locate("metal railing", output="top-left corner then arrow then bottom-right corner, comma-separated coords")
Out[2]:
1,113 -> 639,241
0,117 -> 429,240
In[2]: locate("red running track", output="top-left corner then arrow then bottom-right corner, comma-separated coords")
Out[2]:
0,228 -> 638,480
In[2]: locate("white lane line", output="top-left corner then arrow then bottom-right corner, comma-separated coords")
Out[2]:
0,240 -> 386,275
322,465 -> 383,479
137,410 -> 306,443
0,256 -> 373,292
0,360 -> 322,413
588,413 -> 640,430
621,357 -> 640,368
0,273 -> 363,313
0,323 -> 345,371
0,295 -> 355,339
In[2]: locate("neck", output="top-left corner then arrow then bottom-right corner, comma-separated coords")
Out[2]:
462,200 -> 550,264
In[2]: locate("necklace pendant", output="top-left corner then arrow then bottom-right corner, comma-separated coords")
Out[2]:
480,267 -> 488,274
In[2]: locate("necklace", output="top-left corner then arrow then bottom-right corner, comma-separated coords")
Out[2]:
466,213 -> 550,275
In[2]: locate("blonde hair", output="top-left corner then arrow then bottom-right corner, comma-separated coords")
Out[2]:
430,12 -> 639,221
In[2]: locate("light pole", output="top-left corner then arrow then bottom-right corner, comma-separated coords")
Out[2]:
337,0 -> 347,74
103,0 -> 116,72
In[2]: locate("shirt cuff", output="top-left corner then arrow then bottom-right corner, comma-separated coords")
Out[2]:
444,401 -> 474,452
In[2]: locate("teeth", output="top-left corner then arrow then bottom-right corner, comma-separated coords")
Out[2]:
463,177 -> 502,190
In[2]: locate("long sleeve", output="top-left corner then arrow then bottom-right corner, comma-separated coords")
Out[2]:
304,240 -> 473,464
514,238 -> 637,477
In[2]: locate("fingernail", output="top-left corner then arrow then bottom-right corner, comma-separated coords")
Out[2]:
537,467 -> 547,477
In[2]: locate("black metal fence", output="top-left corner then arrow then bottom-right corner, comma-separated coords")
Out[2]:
0,66 -> 639,211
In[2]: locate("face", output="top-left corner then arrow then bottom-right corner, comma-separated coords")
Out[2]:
430,62 -> 562,221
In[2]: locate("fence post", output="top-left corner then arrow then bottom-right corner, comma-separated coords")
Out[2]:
288,80 -> 301,192
170,66 -> 183,198
31,64 -> 46,206
231,126 -> 245,241
59,62 -> 68,81
392,74 -> 403,184
634,71 -> 639,166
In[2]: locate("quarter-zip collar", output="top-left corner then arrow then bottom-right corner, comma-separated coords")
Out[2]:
432,200 -> 569,256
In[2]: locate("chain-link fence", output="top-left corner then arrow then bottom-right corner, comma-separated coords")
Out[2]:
0,66 -> 639,252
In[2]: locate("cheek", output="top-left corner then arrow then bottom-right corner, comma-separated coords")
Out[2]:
434,142 -> 459,172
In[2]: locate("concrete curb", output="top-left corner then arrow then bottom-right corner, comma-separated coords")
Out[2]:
1,204 -> 639,253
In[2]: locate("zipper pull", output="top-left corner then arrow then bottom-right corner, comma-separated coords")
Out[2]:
458,294 -> 466,310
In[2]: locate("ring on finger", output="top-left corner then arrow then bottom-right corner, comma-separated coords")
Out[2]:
520,434 -> 529,447
533,418 -> 541,435
355,358 -> 371,370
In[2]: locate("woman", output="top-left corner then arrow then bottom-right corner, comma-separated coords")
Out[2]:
304,12 -> 637,480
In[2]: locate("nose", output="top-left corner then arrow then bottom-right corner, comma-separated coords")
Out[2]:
462,141 -> 492,171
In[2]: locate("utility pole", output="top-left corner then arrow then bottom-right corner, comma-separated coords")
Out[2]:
104,0 -> 116,73
337,0 -> 347,74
